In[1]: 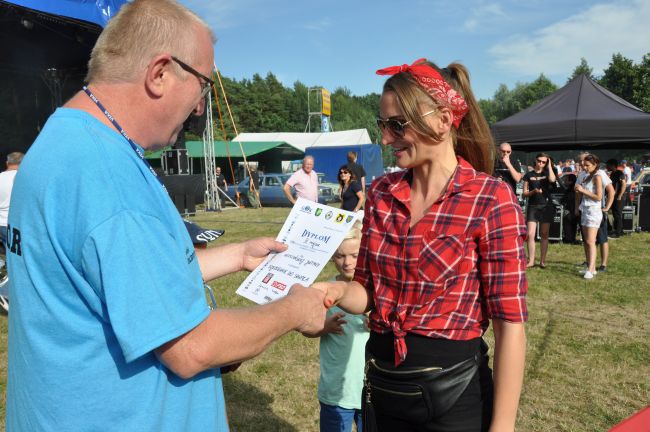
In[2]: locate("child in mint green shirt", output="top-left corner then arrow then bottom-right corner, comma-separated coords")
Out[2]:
317,223 -> 369,432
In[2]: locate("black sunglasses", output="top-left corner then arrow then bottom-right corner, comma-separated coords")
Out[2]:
536,159 -> 548,164
376,110 -> 436,138
171,56 -> 214,98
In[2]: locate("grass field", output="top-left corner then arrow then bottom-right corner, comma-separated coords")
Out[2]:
1,206 -> 648,431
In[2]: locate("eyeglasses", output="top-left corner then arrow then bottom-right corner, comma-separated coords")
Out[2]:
339,171 -> 350,175
536,159 -> 548,164
171,56 -> 214,98
376,110 -> 436,138
501,150 -> 512,154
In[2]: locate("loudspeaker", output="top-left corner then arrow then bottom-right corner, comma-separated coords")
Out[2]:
172,194 -> 196,216
638,189 -> 650,231
185,194 -> 196,216
622,206 -> 636,233
163,149 -> 189,175
173,194 -> 185,214
549,205 -> 563,241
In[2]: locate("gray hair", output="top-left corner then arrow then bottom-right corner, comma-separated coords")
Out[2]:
86,0 -> 216,84
7,152 -> 24,165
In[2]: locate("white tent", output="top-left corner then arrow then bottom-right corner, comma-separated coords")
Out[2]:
233,129 -> 372,152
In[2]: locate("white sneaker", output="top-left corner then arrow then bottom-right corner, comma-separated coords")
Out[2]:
583,271 -> 595,279
579,268 -> 597,275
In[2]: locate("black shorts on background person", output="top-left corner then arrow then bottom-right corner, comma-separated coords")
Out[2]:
526,204 -> 554,223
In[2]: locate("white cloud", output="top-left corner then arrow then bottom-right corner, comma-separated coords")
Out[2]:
299,18 -> 332,32
463,3 -> 507,31
488,0 -> 650,76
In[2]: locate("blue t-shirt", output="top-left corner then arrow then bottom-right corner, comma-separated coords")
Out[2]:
6,109 -> 228,431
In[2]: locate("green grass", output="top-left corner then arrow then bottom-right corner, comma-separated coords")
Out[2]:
1,207 -> 649,431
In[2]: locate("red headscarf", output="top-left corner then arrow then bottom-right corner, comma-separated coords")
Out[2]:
376,58 -> 469,128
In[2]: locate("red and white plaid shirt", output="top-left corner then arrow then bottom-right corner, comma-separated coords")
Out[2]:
355,157 -> 528,365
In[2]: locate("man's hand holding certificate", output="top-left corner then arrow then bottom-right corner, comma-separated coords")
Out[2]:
237,198 -> 360,304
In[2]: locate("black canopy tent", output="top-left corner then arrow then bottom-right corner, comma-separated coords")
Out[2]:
0,0 -> 105,160
492,74 -> 650,152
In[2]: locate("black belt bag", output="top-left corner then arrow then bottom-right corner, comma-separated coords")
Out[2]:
362,353 -> 479,431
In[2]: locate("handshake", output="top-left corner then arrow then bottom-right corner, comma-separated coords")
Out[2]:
284,280 -> 354,336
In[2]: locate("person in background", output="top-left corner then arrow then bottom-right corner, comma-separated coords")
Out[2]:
522,153 -> 557,268
337,165 -> 365,213
5,1 -> 327,430
0,152 -> 23,248
493,142 -> 522,197
575,152 -> 589,175
314,222 -> 368,432
316,57 -> 527,432
575,154 -> 603,279
246,163 -> 260,208
346,151 -> 367,194
284,155 -> 319,204
606,159 -> 626,238
621,159 -> 632,185
593,163 -> 615,273
0,151 -> 23,314
214,166 -> 228,208
215,166 -> 227,190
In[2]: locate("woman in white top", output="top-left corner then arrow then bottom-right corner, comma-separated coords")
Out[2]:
575,154 -> 603,279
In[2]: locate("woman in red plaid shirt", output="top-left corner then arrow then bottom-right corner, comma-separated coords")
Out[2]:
315,58 -> 528,432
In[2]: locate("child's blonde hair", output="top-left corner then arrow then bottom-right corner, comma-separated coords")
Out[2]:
341,221 -> 362,244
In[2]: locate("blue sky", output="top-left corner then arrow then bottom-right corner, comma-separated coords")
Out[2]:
179,0 -> 650,100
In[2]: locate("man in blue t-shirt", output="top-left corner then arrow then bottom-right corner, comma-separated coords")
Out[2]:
5,1 -> 326,431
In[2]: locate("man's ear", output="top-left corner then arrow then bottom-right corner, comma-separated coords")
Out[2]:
144,54 -> 173,98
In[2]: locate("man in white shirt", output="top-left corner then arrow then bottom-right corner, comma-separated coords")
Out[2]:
0,152 -> 23,313
0,152 -> 24,247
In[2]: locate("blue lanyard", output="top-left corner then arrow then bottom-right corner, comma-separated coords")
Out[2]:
82,86 -> 167,192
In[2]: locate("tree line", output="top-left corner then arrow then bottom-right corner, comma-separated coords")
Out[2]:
200,53 -> 650,167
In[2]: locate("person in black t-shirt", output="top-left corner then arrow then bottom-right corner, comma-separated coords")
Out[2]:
493,142 -> 522,196
346,151 -> 367,194
214,166 -> 228,208
337,165 -> 364,212
606,159 -> 626,237
522,153 -> 556,268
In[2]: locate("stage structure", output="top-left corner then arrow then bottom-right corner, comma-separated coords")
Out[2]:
202,90 -> 238,211
305,87 -> 332,132
202,91 -> 219,210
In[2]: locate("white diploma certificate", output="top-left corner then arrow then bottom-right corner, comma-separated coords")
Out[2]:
236,197 -> 360,304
